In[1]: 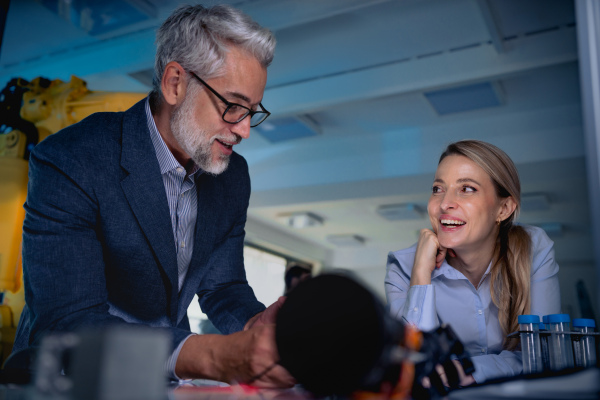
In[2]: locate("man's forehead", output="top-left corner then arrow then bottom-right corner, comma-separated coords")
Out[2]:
218,53 -> 267,105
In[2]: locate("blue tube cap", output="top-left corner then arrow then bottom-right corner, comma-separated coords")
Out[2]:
543,315 -> 549,323
572,318 -> 596,328
539,322 -> 546,330
518,314 -> 540,324
547,314 -> 571,323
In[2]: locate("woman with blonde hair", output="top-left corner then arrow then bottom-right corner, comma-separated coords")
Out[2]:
385,140 -> 560,385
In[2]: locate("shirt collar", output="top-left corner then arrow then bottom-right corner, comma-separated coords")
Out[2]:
432,257 -> 493,282
145,98 -> 202,177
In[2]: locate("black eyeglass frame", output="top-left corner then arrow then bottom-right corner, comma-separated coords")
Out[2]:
188,71 -> 271,128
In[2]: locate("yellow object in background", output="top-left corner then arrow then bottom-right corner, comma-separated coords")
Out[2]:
0,76 -> 145,364
0,158 -> 27,295
0,158 -> 28,362
20,76 -> 145,136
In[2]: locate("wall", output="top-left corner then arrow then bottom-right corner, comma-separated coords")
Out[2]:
557,262 -> 598,320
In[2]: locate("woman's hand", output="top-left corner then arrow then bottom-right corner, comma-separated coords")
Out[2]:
421,361 -> 475,390
410,229 -> 451,286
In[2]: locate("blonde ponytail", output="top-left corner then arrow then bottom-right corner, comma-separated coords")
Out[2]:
489,224 -> 532,350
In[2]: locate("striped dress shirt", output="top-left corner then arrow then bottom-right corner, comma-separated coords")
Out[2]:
145,99 -> 203,291
145,99 -> 201,380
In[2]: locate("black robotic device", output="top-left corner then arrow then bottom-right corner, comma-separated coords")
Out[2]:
275,273 -> 474,398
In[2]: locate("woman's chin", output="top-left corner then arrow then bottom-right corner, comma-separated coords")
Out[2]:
438,237 -> 461,251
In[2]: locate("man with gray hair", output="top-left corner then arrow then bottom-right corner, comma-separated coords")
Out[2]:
9,4 -> 294,387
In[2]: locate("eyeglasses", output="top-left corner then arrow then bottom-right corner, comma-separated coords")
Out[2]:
188,71 -> 271,127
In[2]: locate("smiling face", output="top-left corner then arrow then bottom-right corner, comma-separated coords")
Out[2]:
171,46 -> 267,174
427,154 -> 513,254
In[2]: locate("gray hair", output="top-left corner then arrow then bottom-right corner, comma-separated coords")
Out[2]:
150,4 -> 275,105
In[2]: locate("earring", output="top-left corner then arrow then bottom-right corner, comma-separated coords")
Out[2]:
497,219 -> 501,226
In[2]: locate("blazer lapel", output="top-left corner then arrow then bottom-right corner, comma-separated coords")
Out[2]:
119,99 -> 179,321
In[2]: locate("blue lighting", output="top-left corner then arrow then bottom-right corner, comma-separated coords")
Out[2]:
425,82 -> 502,115
254,116 -> 320,143
40,0 -> 155,36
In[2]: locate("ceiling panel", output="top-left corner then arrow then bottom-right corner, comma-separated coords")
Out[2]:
0,0 -> 592,278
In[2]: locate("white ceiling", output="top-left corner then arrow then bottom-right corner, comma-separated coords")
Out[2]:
1,0 -> 593,274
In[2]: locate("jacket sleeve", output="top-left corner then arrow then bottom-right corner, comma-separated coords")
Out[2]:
385,251 -> 439,331
21,135 -> 191,354
194,156 -> 266,335
195,212 -> 266,334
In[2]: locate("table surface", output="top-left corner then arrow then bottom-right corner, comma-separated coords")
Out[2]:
170,368 -> 600,400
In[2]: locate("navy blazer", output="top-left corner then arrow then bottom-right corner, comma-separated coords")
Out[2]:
12,98 -> 265,362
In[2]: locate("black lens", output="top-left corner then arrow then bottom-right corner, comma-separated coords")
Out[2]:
275,274 -> 388,395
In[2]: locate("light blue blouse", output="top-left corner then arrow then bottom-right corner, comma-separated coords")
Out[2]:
385,225 -> 561,383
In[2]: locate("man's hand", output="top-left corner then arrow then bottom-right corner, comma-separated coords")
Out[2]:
245,296 -> 286,330
175,322 -> 295,388
238,324 -> 296,388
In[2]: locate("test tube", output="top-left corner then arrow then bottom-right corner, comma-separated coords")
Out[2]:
572,318 -> 597,368
518,315 -> 543,374
539,321 -> 550,371
547,313 -> 575,371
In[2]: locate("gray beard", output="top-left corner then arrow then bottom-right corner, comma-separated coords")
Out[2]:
170,90 -> 230,176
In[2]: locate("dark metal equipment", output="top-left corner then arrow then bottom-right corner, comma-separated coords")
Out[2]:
275,273 -> 474,398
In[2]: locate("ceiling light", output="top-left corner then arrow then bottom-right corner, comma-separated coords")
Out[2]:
278,212 -> 324,229
376,203 -> 425,221
424,81 -> 504,115
254,115 -> 321,143
326,234 -> 366,247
